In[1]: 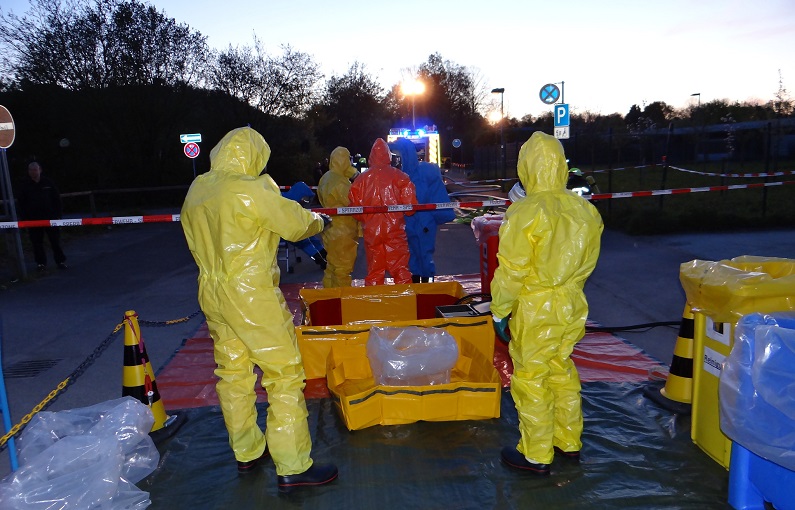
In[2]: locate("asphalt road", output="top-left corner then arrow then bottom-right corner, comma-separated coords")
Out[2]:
1,211 -> 794,477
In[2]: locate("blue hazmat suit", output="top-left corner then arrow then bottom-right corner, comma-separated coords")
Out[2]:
388,138 -> 456,280
348,138 -> 417,286
282,181 -> 325,260
318,147 -> 359,287
490,131 -> 603,465
180,127 -> 326,475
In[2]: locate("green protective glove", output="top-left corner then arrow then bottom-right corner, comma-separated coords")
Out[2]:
492,314 -> 511,343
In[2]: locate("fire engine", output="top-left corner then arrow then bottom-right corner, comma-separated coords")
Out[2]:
386,125 -> 442,167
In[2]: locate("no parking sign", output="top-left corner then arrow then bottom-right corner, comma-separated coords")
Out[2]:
184,142 -> 200,159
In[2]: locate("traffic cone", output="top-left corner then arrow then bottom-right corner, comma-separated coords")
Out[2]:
122,310 -> 186,441
644,303 -> 694,414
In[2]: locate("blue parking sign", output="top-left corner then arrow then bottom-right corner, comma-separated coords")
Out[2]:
554,104 -> 569,127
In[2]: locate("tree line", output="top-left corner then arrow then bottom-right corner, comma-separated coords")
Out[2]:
1,0 -> 792,194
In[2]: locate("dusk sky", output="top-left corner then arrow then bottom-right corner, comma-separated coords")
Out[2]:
3,0 -> 795,120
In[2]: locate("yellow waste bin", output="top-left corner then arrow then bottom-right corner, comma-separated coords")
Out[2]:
680,256 -> 795,469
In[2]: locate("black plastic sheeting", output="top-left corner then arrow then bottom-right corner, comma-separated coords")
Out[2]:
140,382 -> 730,509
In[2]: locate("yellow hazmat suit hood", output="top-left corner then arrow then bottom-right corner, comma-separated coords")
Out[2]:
209,126 -> 271,178
329,146 -> 358,180
516,130 -> 569,194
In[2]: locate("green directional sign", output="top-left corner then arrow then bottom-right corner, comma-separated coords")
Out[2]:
179,133 -> 202,144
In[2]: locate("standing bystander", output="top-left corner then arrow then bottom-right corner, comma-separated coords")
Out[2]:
16,161 -> 67,271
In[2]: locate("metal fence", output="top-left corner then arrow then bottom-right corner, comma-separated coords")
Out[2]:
474,118 -> 795,180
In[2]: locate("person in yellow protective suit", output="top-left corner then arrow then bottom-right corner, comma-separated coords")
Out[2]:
348,138 -> 417,286
180,127 -> 338,491
318,146 -> 359,287
490,131 -> 603,476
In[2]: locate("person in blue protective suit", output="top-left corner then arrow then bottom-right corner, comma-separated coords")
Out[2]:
180,127 -> 338,491
282,181 -> 328,270
317,146 -> 359,287
490,131 -> 603,476
348,138 -> 417,286
387,138 -> 456,283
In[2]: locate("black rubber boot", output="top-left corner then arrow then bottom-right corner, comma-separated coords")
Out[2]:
411,275 -> 421,283
277,463 -> 338,492
500,447 -> 550,476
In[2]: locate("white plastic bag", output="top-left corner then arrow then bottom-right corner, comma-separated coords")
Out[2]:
0,397 -> 159,509
366,326 -> 459,386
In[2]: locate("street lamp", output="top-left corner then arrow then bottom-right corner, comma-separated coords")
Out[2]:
691,92 -> 701,107
491,88 -> 505,177
402,79 -> 425,129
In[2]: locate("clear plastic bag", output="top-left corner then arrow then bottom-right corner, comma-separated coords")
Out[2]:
366,326 -> 459,386
0,397 -> 159,509
719,312 -> 795,471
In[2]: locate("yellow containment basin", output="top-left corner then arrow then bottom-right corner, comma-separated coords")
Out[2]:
299,281 -> 467,326
296,316 -> 501,431
680,255 -> 795,469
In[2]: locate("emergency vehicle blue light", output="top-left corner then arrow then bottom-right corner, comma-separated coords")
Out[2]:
417,129 -> 426,136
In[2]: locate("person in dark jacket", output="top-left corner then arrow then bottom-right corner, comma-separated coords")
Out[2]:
16,161 -> 67,271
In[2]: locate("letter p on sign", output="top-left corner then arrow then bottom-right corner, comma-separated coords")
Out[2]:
554,104 -> 570,127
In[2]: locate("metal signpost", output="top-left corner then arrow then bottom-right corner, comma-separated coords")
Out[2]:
452,138 -> 461,166
180,134 -> 201,178
540,82 -> 570,140
0,105 -> 28,279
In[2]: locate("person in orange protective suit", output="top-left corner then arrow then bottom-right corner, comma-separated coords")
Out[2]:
348,138 -> 417,286
180,127 -> 338,491
317,146 -> 359,287
490,131 -> 603,476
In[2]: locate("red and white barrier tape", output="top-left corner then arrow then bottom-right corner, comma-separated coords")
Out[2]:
668,166 -> 795,179
3,180 -> 793,229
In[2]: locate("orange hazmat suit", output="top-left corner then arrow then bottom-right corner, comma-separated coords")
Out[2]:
348,138 -> 417,286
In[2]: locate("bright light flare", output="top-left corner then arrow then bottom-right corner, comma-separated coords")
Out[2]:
488,110 -> 502,124
402,79 -> 425,96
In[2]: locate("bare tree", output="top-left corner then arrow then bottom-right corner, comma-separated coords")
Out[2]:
311,61 -> 393,151
209,38 -> 322,117
0,0 -> 208,90
209,44 -> 259,104
772,69 -> 794,117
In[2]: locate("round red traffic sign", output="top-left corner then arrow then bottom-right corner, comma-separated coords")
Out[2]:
0,105 -> 15,149
184,142 -> 200,159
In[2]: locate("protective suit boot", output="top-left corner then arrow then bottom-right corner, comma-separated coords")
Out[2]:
554,446 -> 581,462
420,276 -> 434,283
500,447 -> 550,476
277,463 -> 338,492
411,275 -> 422,283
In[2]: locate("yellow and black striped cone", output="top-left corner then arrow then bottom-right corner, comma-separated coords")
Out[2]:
121,310 -> 186,441
660,303 -> 695,405
644,303 -> 693,414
